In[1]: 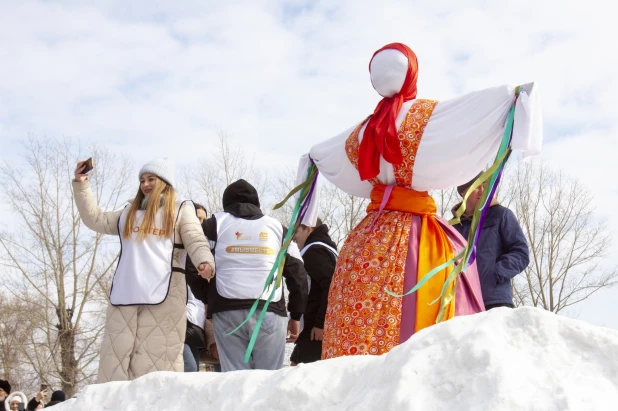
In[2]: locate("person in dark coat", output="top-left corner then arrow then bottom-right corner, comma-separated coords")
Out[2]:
0,380 -> 11,410
290,218 -> 338,365
183,203 -> 208,372
453,174 -> 530,309
26,387 -> 47,410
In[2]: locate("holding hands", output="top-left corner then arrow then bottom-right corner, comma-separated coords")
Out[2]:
198,263 -> 214,280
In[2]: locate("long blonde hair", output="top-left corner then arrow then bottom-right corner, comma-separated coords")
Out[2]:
122,178 -> 177,240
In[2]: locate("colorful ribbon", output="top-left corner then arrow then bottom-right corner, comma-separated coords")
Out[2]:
388,86 -> 521,325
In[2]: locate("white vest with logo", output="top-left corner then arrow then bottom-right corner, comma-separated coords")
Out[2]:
214,212 -> 283,301
111,200 -> 191,306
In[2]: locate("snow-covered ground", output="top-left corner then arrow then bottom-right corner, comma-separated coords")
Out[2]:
54,307 -> 618,410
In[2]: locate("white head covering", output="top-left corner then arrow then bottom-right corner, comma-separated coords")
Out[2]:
5,391 -> 27,407
369,48 -> 409,98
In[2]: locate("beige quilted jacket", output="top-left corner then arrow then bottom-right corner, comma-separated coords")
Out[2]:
72,180 -> 215,382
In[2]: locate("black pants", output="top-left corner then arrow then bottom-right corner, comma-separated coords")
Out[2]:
485,303 -> 514,310
290,337 -> 322,364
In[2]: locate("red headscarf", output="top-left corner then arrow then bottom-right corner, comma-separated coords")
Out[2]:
358,43 -> 418,181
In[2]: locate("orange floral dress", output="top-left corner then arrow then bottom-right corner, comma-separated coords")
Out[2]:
322,99 -> 438,358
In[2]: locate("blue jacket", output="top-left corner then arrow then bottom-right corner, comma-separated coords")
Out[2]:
453,204 -> 530,306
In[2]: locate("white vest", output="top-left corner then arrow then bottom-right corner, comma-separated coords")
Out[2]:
111,200 -> 190,306
186,286 -> 206,329
300,241 -> 338,257
179,254 -> 206,329
214,212 -> 283,301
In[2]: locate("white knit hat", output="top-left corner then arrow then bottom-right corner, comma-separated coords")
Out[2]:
139,157 -> 175,187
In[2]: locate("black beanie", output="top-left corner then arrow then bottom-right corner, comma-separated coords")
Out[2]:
51,390 -> 66,402
0,379 -> 11,394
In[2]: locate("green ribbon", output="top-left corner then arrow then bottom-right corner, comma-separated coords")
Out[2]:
273,167 -> 317,210
387,86 -> 522,326
227,163 -> 318,363
385,250 -> 464,298
448,149 -> 510,226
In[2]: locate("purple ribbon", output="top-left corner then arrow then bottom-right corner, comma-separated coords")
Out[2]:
298,157 -> 318,224
467,166 -> 505,265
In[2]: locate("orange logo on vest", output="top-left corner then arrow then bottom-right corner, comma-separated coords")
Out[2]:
235,231 -> 252,241
132,226 -> 166,237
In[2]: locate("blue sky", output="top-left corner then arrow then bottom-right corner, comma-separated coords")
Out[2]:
0,0 -> 616,327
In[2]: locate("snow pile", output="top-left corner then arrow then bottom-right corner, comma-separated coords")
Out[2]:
55,308 -> 618,410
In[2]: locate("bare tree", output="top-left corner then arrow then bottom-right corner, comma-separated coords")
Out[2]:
504,161 -> 617,313
430,187 -> 460,219
0,294 -> 42,393
0,137 -> 132,396
0,297 -> 21,383
267,166 -> 302,228
178,131 -> 267,215
326,188 -> 368,247
179,132 -> 366,246
269,168 -> 368,247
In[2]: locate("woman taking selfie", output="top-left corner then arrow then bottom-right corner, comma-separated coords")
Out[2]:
73,157 -> 214,383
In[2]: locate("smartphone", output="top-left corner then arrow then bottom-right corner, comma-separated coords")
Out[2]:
40,384 -> 48,391
82,157 -> 94,173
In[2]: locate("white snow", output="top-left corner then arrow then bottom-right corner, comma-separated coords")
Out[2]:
54,307 -> 618,410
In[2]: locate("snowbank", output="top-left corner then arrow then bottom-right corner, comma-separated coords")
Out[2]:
55,308 -> 618,410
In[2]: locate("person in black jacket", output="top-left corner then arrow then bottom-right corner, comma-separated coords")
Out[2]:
453,174 -> 530,310
183,203 -> 208,372
0,380 -> 10,410
185,179 -> 308,371
26,387 -> 47,410
27,389 -> 65,409
290,218 -> 337,365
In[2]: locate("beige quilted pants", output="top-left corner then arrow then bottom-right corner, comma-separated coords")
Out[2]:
97,272 -> 187,383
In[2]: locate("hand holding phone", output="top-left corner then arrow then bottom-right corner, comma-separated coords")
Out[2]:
36,386 -> 49,401
74,158 -> 93,182
82,157 -> 94,173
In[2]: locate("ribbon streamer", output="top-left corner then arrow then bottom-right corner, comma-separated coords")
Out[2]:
387,86 -> 521,325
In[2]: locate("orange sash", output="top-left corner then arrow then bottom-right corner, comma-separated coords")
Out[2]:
368,185 -> 456,331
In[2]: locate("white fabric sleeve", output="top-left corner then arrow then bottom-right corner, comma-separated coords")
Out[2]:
300,83 -> 542,206
512,82 -> 543,158
410,83 -> 542,191
296,124 -> 374,226
308,124 -> 374,198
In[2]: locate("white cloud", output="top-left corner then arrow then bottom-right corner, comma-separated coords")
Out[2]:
0,0 -> 616,326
